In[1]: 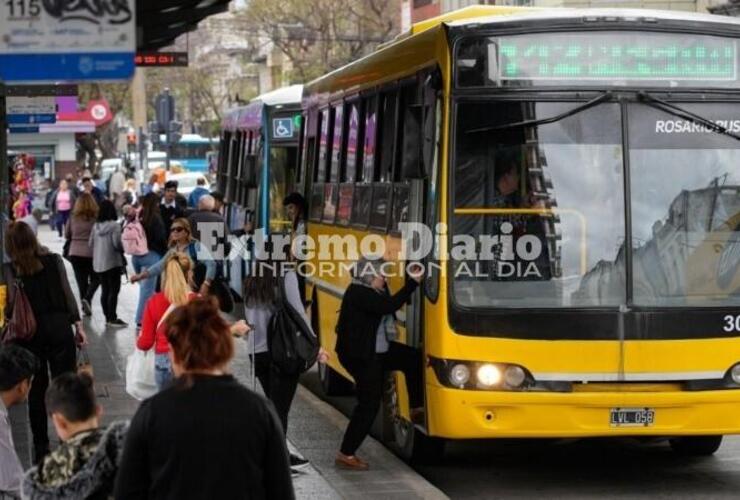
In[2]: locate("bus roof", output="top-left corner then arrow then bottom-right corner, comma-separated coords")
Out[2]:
304,6 -> 740,100
403,5 -> 538,37
445,7 -> 740,30
222,84 -> 303,132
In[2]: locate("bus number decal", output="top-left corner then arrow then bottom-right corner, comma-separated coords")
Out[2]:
722,315 -> 740,332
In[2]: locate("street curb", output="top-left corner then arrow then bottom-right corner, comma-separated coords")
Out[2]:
292,384 -> 449,499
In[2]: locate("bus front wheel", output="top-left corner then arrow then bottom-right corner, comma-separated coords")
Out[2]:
384,375 -> 445,464
669,436 -> 723,456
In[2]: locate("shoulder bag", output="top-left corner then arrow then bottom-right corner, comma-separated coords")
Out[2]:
1,265 -> 37,344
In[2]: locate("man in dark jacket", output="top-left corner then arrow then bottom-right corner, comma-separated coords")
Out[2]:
81,177 -> 104,205
334,257 -> 423,470
159,180 -> 185,232
187,194 -> 230,258
22,373 -> 128,500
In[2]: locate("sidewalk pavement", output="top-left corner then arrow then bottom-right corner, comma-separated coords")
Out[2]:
10,225 -> 447,500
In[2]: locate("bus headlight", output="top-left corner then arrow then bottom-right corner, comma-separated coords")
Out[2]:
731,364 -> 740,385
504,365 -> 527,388
449,364 -> 471,387
476,364 -> 502,387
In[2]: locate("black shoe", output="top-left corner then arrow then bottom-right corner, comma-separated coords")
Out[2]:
290,467 -> 300,478
106,318 -> 128,328
81,299 -> 92,316
289,454 -> 310,470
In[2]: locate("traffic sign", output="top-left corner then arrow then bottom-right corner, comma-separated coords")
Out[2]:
0,2 -> 136,82
273,118 -> 295,139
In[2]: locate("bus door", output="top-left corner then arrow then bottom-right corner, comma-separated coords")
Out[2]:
265,110 -> 302,236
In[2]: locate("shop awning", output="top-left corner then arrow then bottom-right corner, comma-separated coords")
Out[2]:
137,0 -> 232,51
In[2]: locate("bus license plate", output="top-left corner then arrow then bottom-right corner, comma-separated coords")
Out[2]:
610,408 -> 655,427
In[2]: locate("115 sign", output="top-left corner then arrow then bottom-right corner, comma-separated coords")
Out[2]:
5,0 -> 41,18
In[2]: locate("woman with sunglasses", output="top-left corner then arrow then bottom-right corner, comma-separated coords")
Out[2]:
129,218 -> 216,296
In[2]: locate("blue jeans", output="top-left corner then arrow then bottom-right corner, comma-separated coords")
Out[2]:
155,353 -> 173,390
132,251 -> 161,326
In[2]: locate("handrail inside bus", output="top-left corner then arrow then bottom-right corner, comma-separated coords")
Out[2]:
453,207 -> 587,275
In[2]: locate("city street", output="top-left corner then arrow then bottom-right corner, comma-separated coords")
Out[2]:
302,376 -> 740,499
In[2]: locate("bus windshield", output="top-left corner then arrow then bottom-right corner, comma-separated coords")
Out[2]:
628,102 -> 740,307
453,99 -> 740,309
453,101 -> 626,308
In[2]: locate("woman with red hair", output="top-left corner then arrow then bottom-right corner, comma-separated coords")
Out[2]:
115,298 -> 294,500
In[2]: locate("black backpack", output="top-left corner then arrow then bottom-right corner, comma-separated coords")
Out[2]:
268,276 -> 319,375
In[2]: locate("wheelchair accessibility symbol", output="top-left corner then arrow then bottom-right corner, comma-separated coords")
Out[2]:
273,118 -> 294,139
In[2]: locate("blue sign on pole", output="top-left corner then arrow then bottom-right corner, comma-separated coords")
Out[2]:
273,118 -> 294,139
0,2 -> 136,82
9,125 -> 41,134
7,114 -> 56,125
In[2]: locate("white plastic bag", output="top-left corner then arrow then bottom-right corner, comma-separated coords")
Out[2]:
125,349 -> 157,400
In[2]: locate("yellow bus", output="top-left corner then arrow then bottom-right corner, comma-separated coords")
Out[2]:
299,6 -> 740,461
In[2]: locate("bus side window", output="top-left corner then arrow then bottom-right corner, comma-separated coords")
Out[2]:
337,100 -> 362,227
310,109 -> 327,222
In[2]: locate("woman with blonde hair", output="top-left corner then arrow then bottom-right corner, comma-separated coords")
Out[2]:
65,192 -> 99,315
137,253 -> 248,389
136,252 -> 197,389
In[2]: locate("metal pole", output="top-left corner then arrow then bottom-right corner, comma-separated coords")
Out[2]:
0,81 -> 7,274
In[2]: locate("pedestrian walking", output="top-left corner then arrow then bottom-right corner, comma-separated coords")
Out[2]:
334,256 -> 424,470
81,177 -> 104,205
3,222 -> 87,463
142,174 -> 159,196
66,193 -> 100,317
22,373 -> 128,500
159,180 -> 185,232
136,252 -> 197,390
123,178 -> 138,207
187,194 -> 229,247
49,179 -> 75,239
0,345 -> 38,498
130,218 -> 216,296
243,264 -> 326,472
109,166 -> 126,212
115,298 -> 293,500
187,176 -> 209,208
130,193 -> 167,330
89,200 -> 127,328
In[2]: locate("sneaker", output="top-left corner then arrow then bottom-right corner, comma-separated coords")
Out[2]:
289,454 -> 310,470
290,467 -> 300,478
106,319 -> 128,328
81,299 -> 92,316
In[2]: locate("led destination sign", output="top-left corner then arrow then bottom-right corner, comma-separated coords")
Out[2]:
497,32 -> 737,82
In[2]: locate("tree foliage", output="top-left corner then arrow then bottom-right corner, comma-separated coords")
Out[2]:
243,0 -> 400,83
76,83 -> 130,172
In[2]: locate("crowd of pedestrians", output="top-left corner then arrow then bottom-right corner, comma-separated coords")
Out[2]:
0,163 -> 427,498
